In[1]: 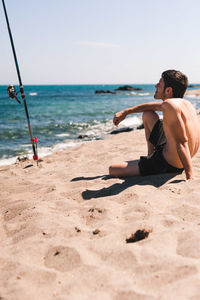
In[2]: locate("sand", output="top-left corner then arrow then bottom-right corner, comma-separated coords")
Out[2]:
0,123 -> 200,300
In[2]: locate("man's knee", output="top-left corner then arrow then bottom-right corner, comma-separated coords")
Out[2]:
142,110 -> 159,123
109,161 -> 140,177
109,165 -> 118,177
109,165 -> 113,176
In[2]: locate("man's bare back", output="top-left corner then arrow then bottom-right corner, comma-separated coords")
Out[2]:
162,98 -> 200,169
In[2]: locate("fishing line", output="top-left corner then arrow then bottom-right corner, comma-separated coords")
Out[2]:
2,0 -> 39,162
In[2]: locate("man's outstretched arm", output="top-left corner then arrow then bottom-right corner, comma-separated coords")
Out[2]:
113,102 -> 163,126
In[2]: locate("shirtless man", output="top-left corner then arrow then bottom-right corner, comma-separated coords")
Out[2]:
109,70 -> 200,180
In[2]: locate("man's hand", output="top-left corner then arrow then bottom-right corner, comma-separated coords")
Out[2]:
186,178 -> 194,182
185,171 -> 194,181
113,110 -> 127,126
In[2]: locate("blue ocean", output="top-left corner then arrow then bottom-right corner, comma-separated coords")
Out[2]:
0,84 -> 199,165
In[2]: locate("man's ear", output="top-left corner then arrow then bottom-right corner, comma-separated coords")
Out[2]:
165,87 -> 173,97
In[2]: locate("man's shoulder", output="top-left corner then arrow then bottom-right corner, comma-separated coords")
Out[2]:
162,98 -> 182,112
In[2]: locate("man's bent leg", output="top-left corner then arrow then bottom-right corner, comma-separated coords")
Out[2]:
109,160 -> 140,177
142,111 -> 159,156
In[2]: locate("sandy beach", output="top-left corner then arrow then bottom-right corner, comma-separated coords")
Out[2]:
0,120 -> 200,300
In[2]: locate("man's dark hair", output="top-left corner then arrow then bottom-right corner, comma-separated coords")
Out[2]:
162,70 -> 188,98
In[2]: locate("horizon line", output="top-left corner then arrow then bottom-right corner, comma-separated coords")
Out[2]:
1,82 -> 200,86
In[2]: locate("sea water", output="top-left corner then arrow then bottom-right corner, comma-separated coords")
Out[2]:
0,84 -> 199,166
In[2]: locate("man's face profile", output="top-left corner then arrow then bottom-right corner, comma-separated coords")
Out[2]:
154,78 -> 166,100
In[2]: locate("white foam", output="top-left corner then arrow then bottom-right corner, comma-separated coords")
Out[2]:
81,116 -> 142,138
21,144 -> 32,148
52,141 -> 80,151
29,92 -> 37,96
0,156 -> 18,166
0,140 -> 82,166
138,92 -> 150,96
120,116 -> 142,127
56,133 -> 70,137
31,141 -> 80,159
125,92 -> 137,95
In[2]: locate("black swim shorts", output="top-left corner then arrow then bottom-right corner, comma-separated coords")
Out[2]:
148,119 -> 166,149
138,119 -> 184,176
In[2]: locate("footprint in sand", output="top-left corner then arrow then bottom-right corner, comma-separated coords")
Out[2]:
134,262 -> 197,290
44,246 -> 81,272
172,204 -> 200,222
123,204 -> 150,222
100,249 -> 137,273
161,216 -> 179,228
79,207 -> 106,226
4,203 -> 29,222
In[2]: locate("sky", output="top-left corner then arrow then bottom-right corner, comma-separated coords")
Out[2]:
0,0 -> 200,85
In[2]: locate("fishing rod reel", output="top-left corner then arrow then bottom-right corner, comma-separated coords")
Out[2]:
7,85 -> 21,104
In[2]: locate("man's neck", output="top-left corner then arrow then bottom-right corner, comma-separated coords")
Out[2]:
162,95 -> 173,101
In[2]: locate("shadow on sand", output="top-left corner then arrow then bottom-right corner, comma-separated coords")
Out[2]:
71,173 -> 185,200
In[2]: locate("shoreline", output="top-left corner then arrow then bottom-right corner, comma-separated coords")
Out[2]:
0,116 -> 143,167
1,123 -> 200,299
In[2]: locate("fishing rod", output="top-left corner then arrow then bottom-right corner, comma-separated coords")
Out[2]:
2,0 -> 38,161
